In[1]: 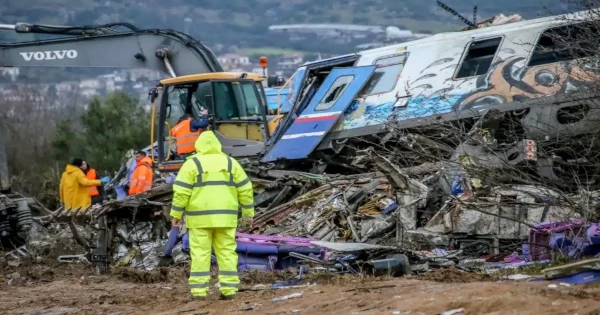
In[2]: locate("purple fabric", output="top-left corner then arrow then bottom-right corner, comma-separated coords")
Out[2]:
237,243 -> 279,255
504,252 -> 523,263
183,232 -> 326,271
528,220 -> 586,261
115,186 -> 127,200
235,232 -> 314,246
532,220 -> 584,232
238,254 -> 276,271
587,223 -> 600,244
549,233 -> 575,249
163,226 -> 180,256
521,244 -> 530,258
551,270 -> 600,284
182,233 -> 189,251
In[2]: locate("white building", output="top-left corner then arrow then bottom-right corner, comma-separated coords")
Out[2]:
217,53 -> 251,67
0,68 -> 20,81
277,53 -> 304,71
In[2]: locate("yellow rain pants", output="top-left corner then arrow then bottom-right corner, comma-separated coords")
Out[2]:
188,227 -> 239,297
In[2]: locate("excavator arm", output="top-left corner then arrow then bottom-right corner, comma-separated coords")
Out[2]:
0,22 -> 223,76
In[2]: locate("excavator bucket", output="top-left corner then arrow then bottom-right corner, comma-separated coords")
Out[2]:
261,65 -> 376,162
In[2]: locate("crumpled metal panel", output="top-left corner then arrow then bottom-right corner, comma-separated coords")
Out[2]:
130,240 -> 166,271
447,204 -> 502,236
116,222 -> 155,243
440,185 -> 580,239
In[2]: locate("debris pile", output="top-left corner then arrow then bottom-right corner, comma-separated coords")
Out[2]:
41,139 -> 600,274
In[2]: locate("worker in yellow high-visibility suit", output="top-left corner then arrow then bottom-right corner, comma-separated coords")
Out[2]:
170,130 -> 254,300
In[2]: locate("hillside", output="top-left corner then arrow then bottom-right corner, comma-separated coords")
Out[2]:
0,0 -> 575,51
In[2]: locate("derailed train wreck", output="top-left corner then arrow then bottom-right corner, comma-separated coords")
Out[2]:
263,9 -> 600,191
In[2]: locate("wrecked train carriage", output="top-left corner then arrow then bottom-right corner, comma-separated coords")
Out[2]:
264,10 -> 600,183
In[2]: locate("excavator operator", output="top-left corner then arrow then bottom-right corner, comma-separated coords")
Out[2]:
170,109 -> 210,158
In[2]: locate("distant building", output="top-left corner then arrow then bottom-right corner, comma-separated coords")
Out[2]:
126,69 -> 162,81
0,68 -> 20,82
217,53 -> 251,67
79,79 -> 101,89
277,53 -> 304,71
56,81 -> 79,95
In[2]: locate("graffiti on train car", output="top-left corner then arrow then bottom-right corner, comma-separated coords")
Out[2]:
458,56 -> 600,110
342,55 -> 600,130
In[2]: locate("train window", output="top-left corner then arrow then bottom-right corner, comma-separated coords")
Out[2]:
314,75 -> 354,111
456,37 -> 502,78
362,54 -> 408,96
529,22 -> 600,67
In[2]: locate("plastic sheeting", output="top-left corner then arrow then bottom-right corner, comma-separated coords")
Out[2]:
116,222 -> 155,244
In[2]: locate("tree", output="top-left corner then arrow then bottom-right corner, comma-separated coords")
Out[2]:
52,92 -> 151,175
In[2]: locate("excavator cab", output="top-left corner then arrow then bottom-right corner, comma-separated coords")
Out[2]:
153,73 -> 272,172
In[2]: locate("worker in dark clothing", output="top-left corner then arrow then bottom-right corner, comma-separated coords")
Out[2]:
170,110 -> 210,157
82,161 -> 104,205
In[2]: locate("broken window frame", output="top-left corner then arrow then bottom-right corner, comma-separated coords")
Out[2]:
454,36 -> 504,79
361,53 -> 409,96
165,83 -> 203,127
255,82 -> 269,114
314,75 -> 355,111
527,21 -> 600,67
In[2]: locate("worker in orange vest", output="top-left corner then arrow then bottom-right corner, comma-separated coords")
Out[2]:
129,151 -> 154,195
170,110 -> 210,157
82,161 -> 103,205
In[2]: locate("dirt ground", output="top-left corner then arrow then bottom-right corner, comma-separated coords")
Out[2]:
2,261 -> 600,315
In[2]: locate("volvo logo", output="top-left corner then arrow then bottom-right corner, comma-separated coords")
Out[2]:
19,50 -> 78,61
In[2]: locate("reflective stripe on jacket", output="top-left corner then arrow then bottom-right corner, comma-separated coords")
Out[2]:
171,118 -> 201,155
87,169 -> 99,196
129,156 -> 154,195
170,131 -> 254,229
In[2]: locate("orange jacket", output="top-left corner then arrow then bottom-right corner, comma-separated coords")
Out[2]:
171,118 -> 201,155
129,156 -> 153,195
86,169 -> 100,196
